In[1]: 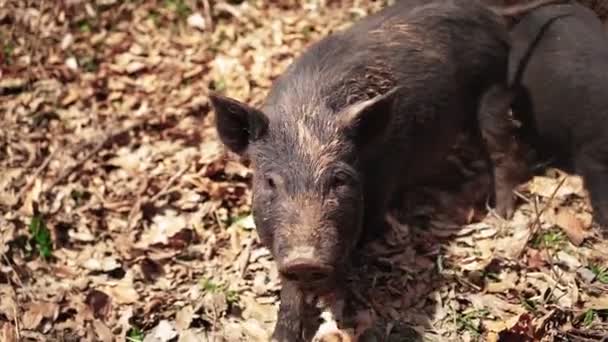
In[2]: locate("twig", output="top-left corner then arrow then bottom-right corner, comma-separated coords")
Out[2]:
511,176 -> 567,259
529,176 -> 567,236
513,189 -> 532,205
126,175 -> 150,230
238,238 -> 253,278
149,164 -> 191,203
1,253 -> 22,340
1,252 -> 31,300
15,147 -> 60,205
534,179 -> 567,306
201,0 -> 213,32
11,294 -> 20,341
44,119 -> 146,194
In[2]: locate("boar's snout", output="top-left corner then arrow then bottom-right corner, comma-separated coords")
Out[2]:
280,258 -> 334,283
277,247 -> 335,287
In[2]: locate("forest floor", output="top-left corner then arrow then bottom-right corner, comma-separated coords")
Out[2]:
0,1 -> 607,341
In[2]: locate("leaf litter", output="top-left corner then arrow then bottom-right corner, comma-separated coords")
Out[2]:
0,0 -> 607,341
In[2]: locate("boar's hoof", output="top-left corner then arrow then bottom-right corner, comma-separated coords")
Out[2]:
271,325 -> 303,342
493,184 -> 516,220
495,201 -> 515,220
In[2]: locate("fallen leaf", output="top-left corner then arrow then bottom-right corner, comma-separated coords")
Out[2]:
108,283 -> 139,305
486,271 -> 519,293
586,295 -> 608,310
554,208 -> 586,245
138,211 -> 187,247
187,13 -> 206,30
21,302 -> 59,330
65,57 -> 78,71
526,248 -> 547,269
0,289 -> 17,322
484,313 -> 525,333
144,320 -> 178,342
85,290 -> 111,320
178,330 -> 207,342
140,258 -> 164,282
175,305 -> 194,332
556,251 -> 582,271
126,61 -> 146,74
82,257 -> 122,272
231,214 -> 256,231
469,294 -> 526,318
497,313 -> 535,342
0,323 -> 17,342
93,320 -> 114,342
577,267 -> 596,283
503,220 -> 532,259
241,319 -> 269,342
528,175 -> 584,199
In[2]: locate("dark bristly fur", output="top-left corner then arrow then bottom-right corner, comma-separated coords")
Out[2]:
507,2 -> 608,229
209,0 -> 564,340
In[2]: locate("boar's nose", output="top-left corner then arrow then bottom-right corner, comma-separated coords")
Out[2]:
279,258 -> 333,283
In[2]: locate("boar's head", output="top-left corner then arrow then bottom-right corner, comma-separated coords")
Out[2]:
209,88 -> 397,290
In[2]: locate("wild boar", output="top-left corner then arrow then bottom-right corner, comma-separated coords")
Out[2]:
493,0 -> 608,28
507,2 -> 608,228
209,0 -> 563,340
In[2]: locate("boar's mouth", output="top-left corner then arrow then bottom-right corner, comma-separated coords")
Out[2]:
277,246 -> 340,293
284,273 -> 338,294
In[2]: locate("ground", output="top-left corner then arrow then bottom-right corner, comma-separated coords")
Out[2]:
0,1 -> 607,341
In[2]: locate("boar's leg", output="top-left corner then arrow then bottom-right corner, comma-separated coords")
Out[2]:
575,145 -> 608,231
272,281 -> 307,342
359,168 -> 395,245
477,84 -> 530,219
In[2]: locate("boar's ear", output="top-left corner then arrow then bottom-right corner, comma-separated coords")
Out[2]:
338,87 -> 399,150
209,92 -> 269,155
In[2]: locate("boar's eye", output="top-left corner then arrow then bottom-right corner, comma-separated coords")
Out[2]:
329,170 -> 353,189
264,173 -> 281,190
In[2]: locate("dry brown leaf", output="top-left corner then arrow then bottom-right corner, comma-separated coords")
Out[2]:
0,287 -> 17,322
187,13 -> 206,30
126,61 -> 146,74
527,174 -> 584,198
483,313 -> 525,333
85,290 -> 112,320
242,319 -> 269,342
241,296 -> 275,323
486,271 -> 519,293
143,320 -> 178,342
140,258 -> 164,282
92,320 -> 114,342
0,323 -> 17,342
107,283 -> 139,305
554,208 -> 586,245
21,302 -> 59,330
556,251 -> 582,271
469,294 -> 526,319
117,307 -> 134,341
525,248 -> 547,269
503,221 -> 532,259
82,257 -> 122,272
586,295 -> 608,310
177,330 -> 207,342
175,305 -> 194,332
137,211 -> 187,248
